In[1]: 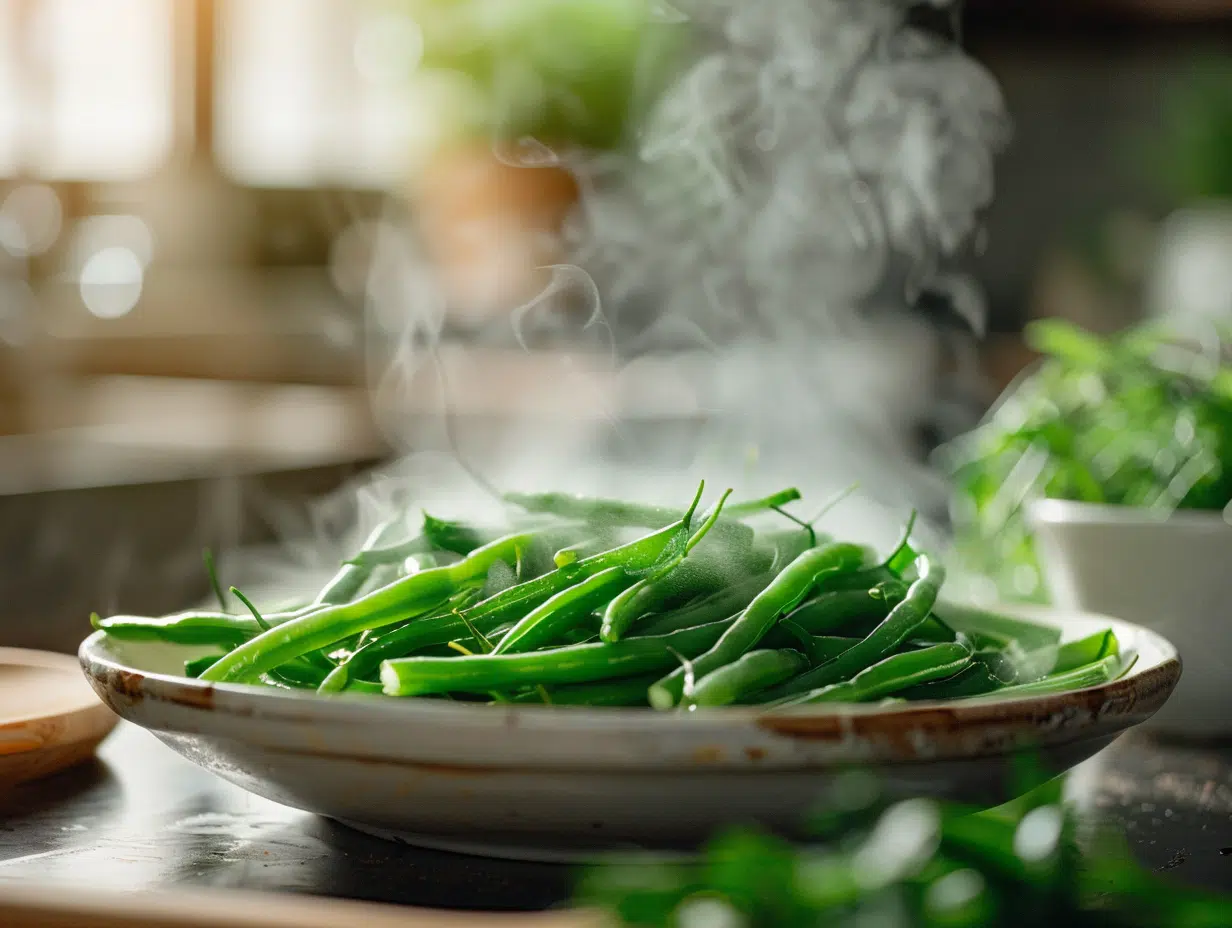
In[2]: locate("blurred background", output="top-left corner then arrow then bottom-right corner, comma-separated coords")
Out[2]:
0,0 -> 1230,650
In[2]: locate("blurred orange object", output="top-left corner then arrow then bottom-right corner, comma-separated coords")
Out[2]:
410,144 -> 580,326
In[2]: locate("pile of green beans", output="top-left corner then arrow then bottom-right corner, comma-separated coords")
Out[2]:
90,483 -> 1129,707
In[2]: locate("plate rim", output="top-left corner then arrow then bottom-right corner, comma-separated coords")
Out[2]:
77,605 -> 1182,766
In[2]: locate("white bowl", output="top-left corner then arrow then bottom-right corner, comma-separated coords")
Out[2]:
1028,498 -> 1232,737
80,606 -> 1178,861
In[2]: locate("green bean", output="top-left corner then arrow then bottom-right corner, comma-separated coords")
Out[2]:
1014,630 -> 1119,682
494,566 -> 632,654
200,531 -> 537,684
265,658 -> 332,689
91,608 -> 306,647
1055,630 -> 1119,671
509,673 -> 664,707
776,642 -> 972,707
977,654 -> 1123,699
600,550 -> 767,640
458,487 -> 705,630
796,635 -> 865,663
633,573 -> 774,638
345,535 -> 434,569
342,679 -> 385,695
553,535 -> 618,568
884,512 -> 921,576
316,498 -> 708,692
317,610 -> 506,693
797,516 -> 915,597
314,517 -> 407,606
906,623 -> 953,648
649,542 -> 870,710
184,654 -> 224,678
688,649 -> 809,707
202,548 -> 229,612
420,513 -> 494,555
782,582 -> 909,636
760,529 -> 820,572
380,618 -> 737,698
931,601 -> 1061,653
821,567 -> 899,593
896,662 -> 1006,701
768,555 -> 946,699
504,487 -> 800,527
600,490 -> 733,643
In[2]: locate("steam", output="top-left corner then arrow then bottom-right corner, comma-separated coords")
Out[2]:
265,0 -> 1010,595
568,0 -> 1006,343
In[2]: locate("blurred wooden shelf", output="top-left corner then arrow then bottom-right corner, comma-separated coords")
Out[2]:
0,377 -> 384,496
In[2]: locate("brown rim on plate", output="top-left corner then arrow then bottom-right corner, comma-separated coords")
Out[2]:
78,614 -> 1181,770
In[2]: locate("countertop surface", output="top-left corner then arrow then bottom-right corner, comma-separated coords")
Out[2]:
0,722 -> 1230,912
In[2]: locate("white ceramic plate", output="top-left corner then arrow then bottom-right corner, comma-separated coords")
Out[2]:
79,607 -> 1180,860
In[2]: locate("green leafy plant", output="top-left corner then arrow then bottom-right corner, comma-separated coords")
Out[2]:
940,319 -> 1232,602
396,0 -> 685,150
575,770 -> 1231,927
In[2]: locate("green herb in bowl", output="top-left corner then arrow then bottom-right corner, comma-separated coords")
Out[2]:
941,319 -> 1232,602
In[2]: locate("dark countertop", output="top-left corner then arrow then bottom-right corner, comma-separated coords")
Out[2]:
0,723 -> 1229,912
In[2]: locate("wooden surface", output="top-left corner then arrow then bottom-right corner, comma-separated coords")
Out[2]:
0,884 -> 598,928
0,649 -> 116,788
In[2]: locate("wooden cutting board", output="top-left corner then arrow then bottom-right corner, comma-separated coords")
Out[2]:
0,647 -> 117,787
0,884 -> 600,928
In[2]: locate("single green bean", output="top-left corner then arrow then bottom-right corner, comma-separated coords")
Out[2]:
380,618 -> 737,698
976,654 -> 1123,699
200,531 -> 536,684
896,662 -> 1006,701
760,529 -> 819,572
553,535 -> 618,568
504,487 -> 800,526
688,649 -> 809,707
599,490 -> 733,643
265,658 -> 332,689
1054,629 -> 1119,672
777,642 -> 972,706
314,517 -> 407,606
421,513 -> 493,555
782,582 -> 909,637
346,535 -> 434,569
769,555 -> 946,699
754,621 -> 817,666
648,542 -> 870,709
92,608 -> 305,647
509,673 -> 664,707
797,635 -> 865,663
202,549 -> 229,612
633,573 -> 773,638
184,653 -> 224,678
910,616 -> 962,645
342,679 -> 386,695
494,566 -> 632,654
